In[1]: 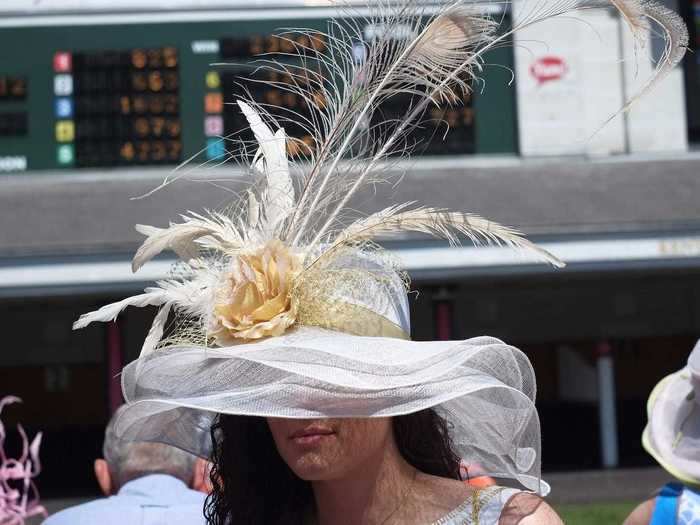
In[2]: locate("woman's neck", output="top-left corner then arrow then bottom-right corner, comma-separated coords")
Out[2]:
311,439 -> 416,525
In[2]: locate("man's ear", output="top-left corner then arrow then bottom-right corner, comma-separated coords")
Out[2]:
191,457 -> 213,494
94,459 -> 113,496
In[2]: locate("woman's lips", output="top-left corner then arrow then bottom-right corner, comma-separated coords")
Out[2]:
289,426 -> 336,446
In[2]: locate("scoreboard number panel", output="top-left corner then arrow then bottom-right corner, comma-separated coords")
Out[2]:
0,10 -> 515,172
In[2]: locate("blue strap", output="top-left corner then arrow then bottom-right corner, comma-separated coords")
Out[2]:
651,483 -> 684,525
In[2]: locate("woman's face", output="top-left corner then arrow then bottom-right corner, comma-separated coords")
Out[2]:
267,417 -> 392,481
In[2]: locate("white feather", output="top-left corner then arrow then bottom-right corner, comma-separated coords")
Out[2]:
72,288 -> 168,329
237,101 -> 294,237
140,303 -> 172,357
132,213 -> 243,272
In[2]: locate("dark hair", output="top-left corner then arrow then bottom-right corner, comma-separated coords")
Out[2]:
204,410 -> 461,525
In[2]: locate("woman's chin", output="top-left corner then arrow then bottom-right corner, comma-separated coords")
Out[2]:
288,453 -> 339,481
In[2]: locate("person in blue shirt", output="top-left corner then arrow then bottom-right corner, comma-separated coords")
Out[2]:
624,340 -> 700,525
43,406 -> 210,525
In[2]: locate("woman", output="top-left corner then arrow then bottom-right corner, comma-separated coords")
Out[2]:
73,1 -> 685,524
206,412 -> 559,524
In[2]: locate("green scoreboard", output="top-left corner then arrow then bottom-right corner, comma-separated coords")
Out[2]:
0,5 -> 517,172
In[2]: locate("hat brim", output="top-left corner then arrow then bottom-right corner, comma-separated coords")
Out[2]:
116,327 -> 548,494
643,370 -> 700,486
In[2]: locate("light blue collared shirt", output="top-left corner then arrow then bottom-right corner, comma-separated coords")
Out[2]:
43,474 -> 207,525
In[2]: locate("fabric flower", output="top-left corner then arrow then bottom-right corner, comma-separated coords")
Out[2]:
209,240 -> 301,344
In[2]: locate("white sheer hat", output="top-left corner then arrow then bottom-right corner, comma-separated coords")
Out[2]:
73,0 -> 686,498
643,340 -> 700,486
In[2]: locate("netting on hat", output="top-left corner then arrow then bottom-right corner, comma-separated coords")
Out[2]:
115,328 -> 546,493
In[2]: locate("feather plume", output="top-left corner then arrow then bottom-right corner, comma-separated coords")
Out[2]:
237,101 -> 295,237
267,0 -> 688,247
598,0 -> 688,125
73,288 -> 170,329
132,212 -> 243,272
140,303 -> 172,357
75,0 -> 688,351
314,204 -> 565,268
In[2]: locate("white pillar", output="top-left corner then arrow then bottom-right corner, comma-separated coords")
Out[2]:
597,341 -> 619,468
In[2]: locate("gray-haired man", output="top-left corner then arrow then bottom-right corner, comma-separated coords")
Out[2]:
43,407 -> 210,525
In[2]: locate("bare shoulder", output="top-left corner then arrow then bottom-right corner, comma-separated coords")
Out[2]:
412,473 -> 474,515
622,498 -> 655,525
500,492 -> 563,525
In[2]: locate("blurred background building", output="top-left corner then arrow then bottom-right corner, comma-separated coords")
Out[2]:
0,0 -> 698,497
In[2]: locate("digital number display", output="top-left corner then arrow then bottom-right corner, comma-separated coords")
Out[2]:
220,33 -> 475,158
220,33 -> 326,59
70,47 -> 182,167
0,76 -> 27,101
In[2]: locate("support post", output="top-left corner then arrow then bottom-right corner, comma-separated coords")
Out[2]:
434,287 -> 454,341
596,340 -> 619,468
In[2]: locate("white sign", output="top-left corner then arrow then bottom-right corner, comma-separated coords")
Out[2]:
513,9 -> 625,156
0,156 -> 27,172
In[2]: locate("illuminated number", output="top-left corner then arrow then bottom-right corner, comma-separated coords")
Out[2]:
148,71 -> 164,92
461,108 -> 474,126
286,139 -> 300,157
445,109 -> 459,127
148,95 -> 165,114
264,90 -> 282,106
132,73 -> 147,91
55,121 -> 75,142
283,93 -> 297,109
120,142 -> 135,162
430,107 -> 445,122
301,135 -> 315,154
310,34 -> 326,52
164,71 -> 178,91
312,92 -> 326,109
54,75 -> 73,96
10,78 -> 26,98
204,115 -> 223,136
131,49 -> 147,69
163,47 -> 178,68
250,35 -> 264,55
279,35 -> 295,53
120,96 -> 131,115
165,119 -> 181,138
205,71 -> 220,90
167,140 -> 182,161
134,117 -> 150,138
133,95 -> 147,114
295,34 -> 310,48
164,95 -> 178,114
204,93 -> 223,114
151,141 -> 166,161
265,35 -> 280,53
136,141 -> 150,162
151,117 -> 165,137
147,49 -> 163,68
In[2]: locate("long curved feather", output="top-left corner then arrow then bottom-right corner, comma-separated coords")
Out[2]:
317,204 -> 565,268
234,1 -> 683,249
72,288 -> 169,329
140,303 -> 173,357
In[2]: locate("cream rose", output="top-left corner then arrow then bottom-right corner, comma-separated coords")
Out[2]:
208,241 -> 302,344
